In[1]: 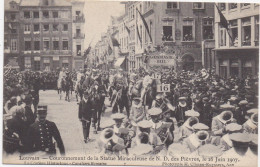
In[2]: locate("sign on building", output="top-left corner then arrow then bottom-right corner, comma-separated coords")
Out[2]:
149,52 -> 175,66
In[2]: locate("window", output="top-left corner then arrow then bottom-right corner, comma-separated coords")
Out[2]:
255,16 -> 259,46
162,26 -> 173,41
24,11 -> 30,19
183,20 -> 194,41
43,40 -> 49,51
25,57 -> 31,68
43,11 -> 49,18
11,14 -> 16,20
34,24 -> 39,32
220,27 -> 226,46
76,11 -> 81,16
53,11 -> 58,18
77,45 -> 81,56
63,24 -> 68,31
53,40 -> 59,50
53,24 -> 59,31
24,25 -> 31,33
34,41 -> 40,50
241,3 -> 250,8
43,24 -> 49,32
34,61 -> 40,71
242,17 -> 251,46
242,60 -> 252,78
25,41 -> 31,51
76,28 -> 81,34
60,11 -> 69,18
193,2 -> 204,9
203,19 -> 214,39
230,3 -> 237,10
11,39 -> 17,51
219,3 -> 226,11
62,40 -> 68,50
43,58 -> 50,71
33,11 -> 39,18
230,20 -> 238,46
167,2 -> 178,9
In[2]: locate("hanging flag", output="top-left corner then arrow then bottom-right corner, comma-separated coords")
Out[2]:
123,21 -> 131,38
215,4 -> 232,41
136,23 -> 142,48
136,8 -> 152,42
84,45 -> 91,57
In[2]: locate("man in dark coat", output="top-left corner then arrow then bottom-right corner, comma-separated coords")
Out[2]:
26,105 -> 65,155
23,94 -> 36,126
78,91 -> 93,143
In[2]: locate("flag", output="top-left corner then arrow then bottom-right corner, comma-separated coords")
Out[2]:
136,8 -> 152,42
123,21 -> 130,37
215,4 -> 228,30
84,45 -> 91,57
136,23 -> 142,47
215,4 -> 233,41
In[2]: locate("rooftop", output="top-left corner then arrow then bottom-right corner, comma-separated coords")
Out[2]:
20,0 -> 72,6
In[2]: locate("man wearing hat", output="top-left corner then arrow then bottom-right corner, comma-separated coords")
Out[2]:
128,132 -> 153,156
236,100 -> 248,124
111,113 -> 126,135
23,94 -> 36,126
175,97 -> 188,127
26,105 -> 65,155
78,91 -> 93,143
182,123 -> 210,153
219,123 -> 243,151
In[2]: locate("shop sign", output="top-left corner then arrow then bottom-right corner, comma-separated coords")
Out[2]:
149,53 -> 175,66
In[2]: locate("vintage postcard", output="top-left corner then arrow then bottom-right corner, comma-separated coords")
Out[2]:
2,0 -> 259,166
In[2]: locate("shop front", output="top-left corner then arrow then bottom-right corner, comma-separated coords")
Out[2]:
215,48 -> 259,78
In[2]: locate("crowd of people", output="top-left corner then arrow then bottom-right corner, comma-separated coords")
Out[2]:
3,66 -> 258,160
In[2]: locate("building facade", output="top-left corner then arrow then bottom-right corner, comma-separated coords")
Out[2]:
4,0 -> 21,69
72,1 -> 85,71
214,3 -> 259,78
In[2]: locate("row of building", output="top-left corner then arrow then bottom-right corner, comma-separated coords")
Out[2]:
90,2 -> 259,78
4,0 -> 86,71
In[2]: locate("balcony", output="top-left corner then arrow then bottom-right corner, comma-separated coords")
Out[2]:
33,50 -> 41,54
61,50 -> 71,54
73,15 -> 85,23
73,33 -> 85,39
33,31 -> 40,34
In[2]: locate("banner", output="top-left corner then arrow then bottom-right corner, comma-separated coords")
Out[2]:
149,53 -> 175,66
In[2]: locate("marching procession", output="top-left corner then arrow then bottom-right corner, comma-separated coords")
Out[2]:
3,66 -> 258,160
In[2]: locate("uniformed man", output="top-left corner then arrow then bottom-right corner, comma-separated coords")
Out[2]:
128,132 -> 153,156
26,105 -> 65,155
175,97 -> 188,127
111,113 -> 126,135
182,123 -> 210,153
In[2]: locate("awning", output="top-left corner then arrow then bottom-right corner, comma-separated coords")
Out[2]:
114,57 -> 125,68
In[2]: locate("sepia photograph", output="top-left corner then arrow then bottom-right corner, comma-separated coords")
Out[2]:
2,0 -> 259,166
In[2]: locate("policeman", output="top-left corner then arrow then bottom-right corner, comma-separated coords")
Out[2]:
26,105 -> 65,155
175,97 -> 188,127
111,113 -> 126,135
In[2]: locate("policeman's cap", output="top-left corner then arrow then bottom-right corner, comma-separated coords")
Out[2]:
247,108 -> 258,115
178,97 -> 186,101
250,134 -> 258,145
100,119 -> 115,129
37,105 -> 47,114
148,107 -> 162,116
192,123 -> 209,131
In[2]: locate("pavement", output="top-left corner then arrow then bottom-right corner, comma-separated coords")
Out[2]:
39,90 -> 113,156
38,90 -> 180,156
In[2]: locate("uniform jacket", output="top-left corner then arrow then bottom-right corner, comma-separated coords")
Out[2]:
26,120 -> 65,155
78,97 -> 93,121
